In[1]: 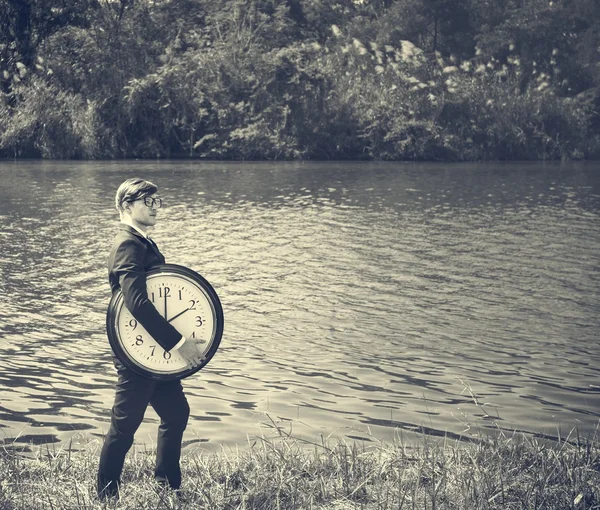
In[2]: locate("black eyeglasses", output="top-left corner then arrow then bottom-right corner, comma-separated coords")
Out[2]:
134,197 -> 162,208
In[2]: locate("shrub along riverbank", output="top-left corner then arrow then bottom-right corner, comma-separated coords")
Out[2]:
0,427 -> 598,509
1,0 -> 599,161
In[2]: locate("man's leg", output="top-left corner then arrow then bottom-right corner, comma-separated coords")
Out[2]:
150,379 -> 190,490
98,366 -> 155,498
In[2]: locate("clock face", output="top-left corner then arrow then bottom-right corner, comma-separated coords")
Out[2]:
107,264 -> 223,380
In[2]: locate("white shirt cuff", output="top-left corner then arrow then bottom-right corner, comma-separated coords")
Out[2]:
173,336 -> 186,350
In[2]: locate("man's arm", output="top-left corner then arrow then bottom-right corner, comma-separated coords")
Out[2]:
112,238 -> 182,352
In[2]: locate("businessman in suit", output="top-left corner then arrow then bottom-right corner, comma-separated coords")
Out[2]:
97,177 -> 204,499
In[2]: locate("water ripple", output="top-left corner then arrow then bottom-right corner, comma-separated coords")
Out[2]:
0,161 -> 599,452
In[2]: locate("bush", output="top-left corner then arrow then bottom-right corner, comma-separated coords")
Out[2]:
0,79 -> 101,158
1,0 -> 598,160
436,61 -> 595,160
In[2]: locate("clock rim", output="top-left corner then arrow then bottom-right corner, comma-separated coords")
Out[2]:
106,263 -> 224,381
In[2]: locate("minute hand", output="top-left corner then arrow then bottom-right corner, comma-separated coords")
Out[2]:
167,308 -> 191,324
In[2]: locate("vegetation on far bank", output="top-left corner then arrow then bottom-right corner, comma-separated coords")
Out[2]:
0,424 -> 599,509
1,0 -> 600,161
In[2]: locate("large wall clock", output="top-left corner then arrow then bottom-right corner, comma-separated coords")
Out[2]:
106,264 -> 224,380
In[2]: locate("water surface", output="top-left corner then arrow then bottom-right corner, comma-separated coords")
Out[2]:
0,161 -> 598,453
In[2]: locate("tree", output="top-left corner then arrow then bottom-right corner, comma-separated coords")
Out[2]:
474,0 -> 600,95
0,0 -> 95,93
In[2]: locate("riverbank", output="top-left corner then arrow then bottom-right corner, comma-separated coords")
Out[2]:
1,427 -> 598,510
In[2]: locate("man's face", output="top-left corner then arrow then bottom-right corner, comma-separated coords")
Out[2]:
126,194 -> 159,228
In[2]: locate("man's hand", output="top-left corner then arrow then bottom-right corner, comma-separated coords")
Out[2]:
177,337 -> 205,368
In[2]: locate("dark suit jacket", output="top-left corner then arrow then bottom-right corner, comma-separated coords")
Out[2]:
107,224 -> 181,351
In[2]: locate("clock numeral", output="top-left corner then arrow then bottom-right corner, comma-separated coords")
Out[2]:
159,287 -> 171,298
163,351 -> 172,360
189,300 -> 197,310
129,319 -> 138,330
150,345 -> 156,356
151,292 -> 155,303
195,316 -> 203,327
178,290 -> 182,300
135,335 -> 144,346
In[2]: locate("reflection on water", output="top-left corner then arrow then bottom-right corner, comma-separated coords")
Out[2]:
0,161 -> 599,453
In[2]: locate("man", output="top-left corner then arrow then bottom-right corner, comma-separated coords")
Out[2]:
97,177 -> 204,499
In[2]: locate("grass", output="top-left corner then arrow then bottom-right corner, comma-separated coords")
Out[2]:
0,421 -> 599,510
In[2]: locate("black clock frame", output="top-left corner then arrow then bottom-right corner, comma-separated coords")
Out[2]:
106,264 -> 224,381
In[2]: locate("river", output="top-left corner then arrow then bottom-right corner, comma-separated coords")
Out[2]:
0,160 -> 598,454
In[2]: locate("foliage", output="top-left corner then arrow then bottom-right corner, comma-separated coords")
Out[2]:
433,53 -> 594,160
0,0 -> 94,94
0,0 -> 598,160
0,78 -> 100,158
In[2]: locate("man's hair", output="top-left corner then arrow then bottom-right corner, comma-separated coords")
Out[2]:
115,177 -> 158,212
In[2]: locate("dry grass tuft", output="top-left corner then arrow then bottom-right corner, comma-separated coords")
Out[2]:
1,423 -> 599,509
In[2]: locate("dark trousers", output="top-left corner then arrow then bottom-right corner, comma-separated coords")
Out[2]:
97,361 -> 190,497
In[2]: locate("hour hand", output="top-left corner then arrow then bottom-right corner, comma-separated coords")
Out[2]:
167,307 -> 190,324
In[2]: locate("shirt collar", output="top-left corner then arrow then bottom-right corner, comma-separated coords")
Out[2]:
121,220 -> 149,239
